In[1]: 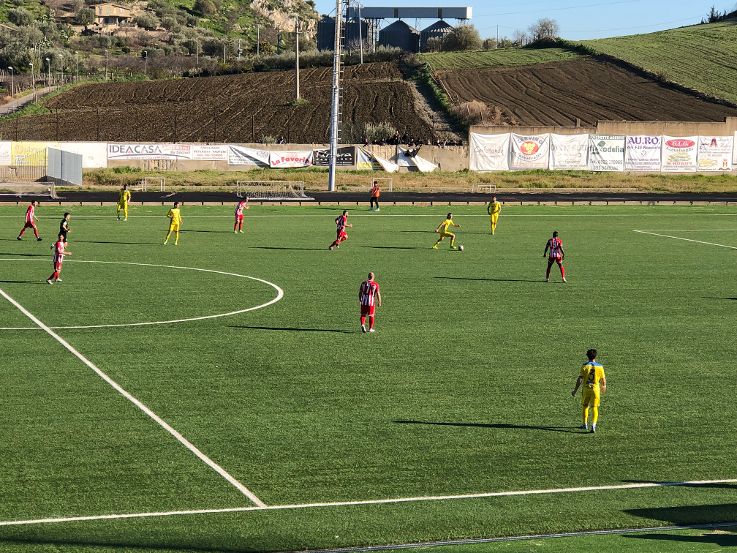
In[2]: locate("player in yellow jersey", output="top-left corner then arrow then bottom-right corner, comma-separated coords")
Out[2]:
116,184 -> 131,221
163,201 -> 183,245
487,195 -> 501,235
571,349 -> 607,433
433,213 -> 461,250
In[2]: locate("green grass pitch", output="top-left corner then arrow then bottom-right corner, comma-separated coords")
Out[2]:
0,203 -> 735,552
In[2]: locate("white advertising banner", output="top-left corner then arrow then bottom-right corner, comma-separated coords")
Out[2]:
588,135 -> 625,172
356,147 -> 374,170
0,141 -> 11,165
190,144 -> 228,161
269,150 -> 313,168
624,135 -> 661,172
697,136 -> 733,171
227,145 -> 270,166
662,136 -> 698,172
469,132 -> 509,171
734,132 -> 737,166
108,143 -> 192,160
59,142 -> 108,168
510,133 -> 550,170
395,147 -> 438,173
550,134 -> 588,170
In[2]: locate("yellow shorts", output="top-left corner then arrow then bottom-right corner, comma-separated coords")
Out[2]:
582,388 -> 600,408
169,224 -> 180,232
490,214 -> 499,223
439,232 -> 455,239
118,202 -> 127,209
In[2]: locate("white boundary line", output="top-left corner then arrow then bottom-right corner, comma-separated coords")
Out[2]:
0,478 -> 735,527
1,213 -> 736,219
0,286 -> 267,508
633,230 -> 737,250
0,259 -> 284,330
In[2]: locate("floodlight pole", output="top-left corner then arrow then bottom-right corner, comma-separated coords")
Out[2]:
295,15 -> 300,100
358,3 -> 363,64
327,0 -> 343,192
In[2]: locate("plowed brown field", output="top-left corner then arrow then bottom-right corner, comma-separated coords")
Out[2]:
0,63 -> 436,143
437,57 -> 737,126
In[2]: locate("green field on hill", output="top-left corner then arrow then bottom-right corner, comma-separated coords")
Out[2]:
0,204 -> 735,552
420,47 -> 581,71
581,21 -> 737,105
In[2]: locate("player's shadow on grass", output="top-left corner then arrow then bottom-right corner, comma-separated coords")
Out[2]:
0,251 -> 48,257
249,246 -> 326,251
0,279 -> 46,284
74,240 -> 160,245
624,532 -> 737,548
394,420 -> 583,434
434,276 -> 548,283
182,229 -> 233,234
622,479 -> 737,491
367,246 -> 428,250
702,296 -> 737,301
228,325 -> 353,334
624,504 -> 737,548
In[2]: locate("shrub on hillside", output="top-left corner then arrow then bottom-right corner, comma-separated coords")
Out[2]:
76,7 -> 95,27
8,8 -> 34,26
194,0 -> 217,16
364,121 -> 397,144
450,100 -> 492,126
133,13 -> 160,31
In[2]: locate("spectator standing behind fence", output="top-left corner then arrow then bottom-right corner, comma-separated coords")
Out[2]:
370,180 -> 381,211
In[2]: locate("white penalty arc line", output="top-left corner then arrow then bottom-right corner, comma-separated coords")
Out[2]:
633,230 -> 737,250
0,287 -> 267,508
0,259 -> 284,330
0,478 -> 735,528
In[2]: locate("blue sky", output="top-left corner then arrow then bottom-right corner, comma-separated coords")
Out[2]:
314,0 -> 736,40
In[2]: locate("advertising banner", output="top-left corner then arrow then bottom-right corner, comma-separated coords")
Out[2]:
469,132 -> 509,171
269,150 -> 313,168
697,136 -> 733,171
662,136 -> 698,172
510,133 -> 550,170
550,134 -> 588,170
190,144 -> 228,161
313,146 -> 356,167
734,132 -> 737,166
58,142 -> 108,168
0,141 -> 11,165
108,143 -> 191,160
624,135 -> 661,172
394,146 -> 438,172
10,142 -> 48,165
227,145 -> 270,166
356,147 -> 374,170
588,135 -> 625,172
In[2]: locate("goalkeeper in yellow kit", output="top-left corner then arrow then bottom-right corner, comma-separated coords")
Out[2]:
433,213 -> 461,250
571,349 -> 607,433
487,195 -> 501,235
163,201 -> 183,245
117,184 -> 131,221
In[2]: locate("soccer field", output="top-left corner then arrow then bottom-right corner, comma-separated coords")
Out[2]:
0,203 -> 735,552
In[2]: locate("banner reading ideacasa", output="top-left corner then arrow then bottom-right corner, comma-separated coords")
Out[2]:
662,136 -> 698,172
269,150 -> 313,168
550,134 -> 588,170
510,133 -> 550,170
588,135 -> 625,172
108,143 -> 191,160
469,132 -> 509,171
697,136 -> 733,171
625,135 -> 661,172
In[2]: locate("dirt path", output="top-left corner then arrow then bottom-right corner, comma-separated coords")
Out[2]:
0,87 -> 56,116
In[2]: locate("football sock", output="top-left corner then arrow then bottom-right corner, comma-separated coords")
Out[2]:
560,263 -> 566,279
592,406 -> 599,425
546,264 -> 552,279
582,406 -> 589,425
368,316 -> 374,330
360,316 -> 366,326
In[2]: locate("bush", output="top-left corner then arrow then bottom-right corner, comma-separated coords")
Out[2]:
133,13 -> 159,31
8,8 -> 34,26
442,24 -> 482,51
76,7 -> 95,27
194,0 -> 217,16
364,121 -> 397,143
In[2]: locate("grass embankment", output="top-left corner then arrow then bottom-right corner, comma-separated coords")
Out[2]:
580,21 -> 737,105
420,47 -> 581,71
83,167 -> 737,193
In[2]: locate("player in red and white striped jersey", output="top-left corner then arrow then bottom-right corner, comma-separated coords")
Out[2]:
543,231 -> 566,283
329,210 -> 352,250
17,200 -> 42,241
234,199 -> 249,233
47,233 -> 72,284
359,272 -> 382,333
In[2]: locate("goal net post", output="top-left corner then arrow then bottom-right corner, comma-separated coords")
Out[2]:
0,182 -> 58,199
133,177 -> 166,192
236,180 -> 313,200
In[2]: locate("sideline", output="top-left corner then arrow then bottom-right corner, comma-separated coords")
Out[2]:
633,230 -> 737,250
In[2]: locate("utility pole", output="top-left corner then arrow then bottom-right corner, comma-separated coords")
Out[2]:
46,57 -> 51,85
496,25 -> 499,48
195,39 -> 199,67
295,15 -> 300,100
256,25 -> 260,56
327,0 -> 343,192
358,2 -> 363,64
7,66 -> 13,96
237,38 -> 242,61
104,50 -> 109,81
143,50 -> 148,76
29,63 -> 35,100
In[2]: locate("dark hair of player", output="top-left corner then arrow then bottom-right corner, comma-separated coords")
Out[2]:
122,184 -> 127,189
447,212 -> 452,219
586,349 -> 597,361
553,231 -> 559,237
174,201 -> 180,207
343,210 -> 348,215
58,233 -> 64,240
63,212 -> 70,218
368,272 -> 374,279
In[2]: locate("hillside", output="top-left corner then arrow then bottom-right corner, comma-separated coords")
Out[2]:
581,20 -> 737,105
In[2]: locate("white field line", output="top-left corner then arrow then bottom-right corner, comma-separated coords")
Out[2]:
0,478 -> 735,528
0,259 -> 284,330
0,213 -> 736,219
0,287 -> 266,508
633,230 -> 737,250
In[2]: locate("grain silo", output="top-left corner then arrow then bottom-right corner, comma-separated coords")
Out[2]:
378,20 -> 420,53
420,20 -> 454,51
